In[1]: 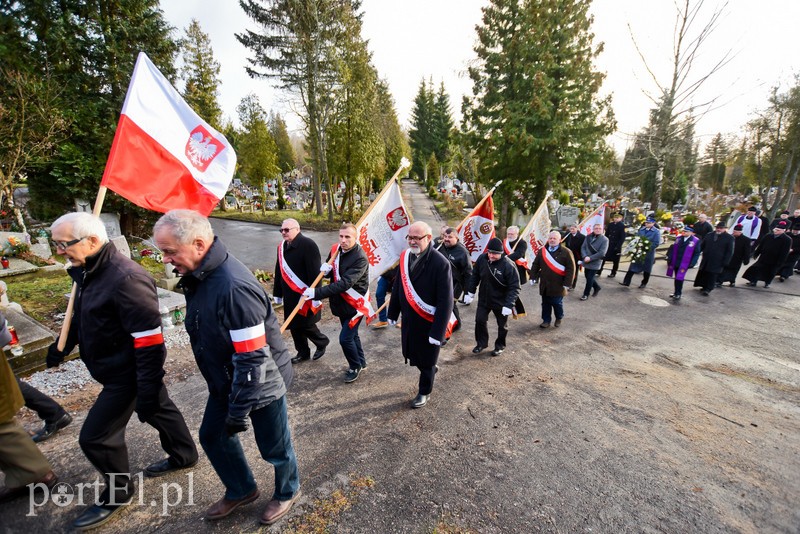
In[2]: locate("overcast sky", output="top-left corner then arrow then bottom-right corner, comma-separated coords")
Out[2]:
160,0 -> 799,156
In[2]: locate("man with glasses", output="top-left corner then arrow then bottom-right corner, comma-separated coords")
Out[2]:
388,222 -> 454,408
439,227 -> 471,333
46,212 -> 198,531
273,219 -> 329,364
302,223 -> 372,383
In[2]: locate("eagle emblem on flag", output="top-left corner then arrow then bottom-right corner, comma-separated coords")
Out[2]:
186,125 -> 224,171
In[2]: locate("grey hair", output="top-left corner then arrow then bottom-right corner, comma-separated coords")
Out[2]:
507,225 -> 519,233
51,212 -> 109,244
548,230 -> 562,239
410,221 -> 433,236
153,209 -> 214,245
282,218 -> 300,229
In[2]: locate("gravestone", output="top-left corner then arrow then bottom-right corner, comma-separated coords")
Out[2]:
110,236 -> 131,259
74,199 -> 92,213
556,206 -> 580,228
100,213 -> 122,238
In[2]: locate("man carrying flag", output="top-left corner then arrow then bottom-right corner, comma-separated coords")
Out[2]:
502,225 -> 528,316
388,222 -> 454,409
529,231 -> 576,328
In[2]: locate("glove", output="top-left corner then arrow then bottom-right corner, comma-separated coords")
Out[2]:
273,296 -> 283,305
225,415 -> 249,436
501,307 -> 513,316
428,336 -> 441,346
319,263 -> 332,274
46,342 -> 67,369
302,288 -> 315,300
463,293 -> 474,305
135,397 -> 160,423
312,300 -> 322,308
529,279 -> 536,286
388,319 -> 397,326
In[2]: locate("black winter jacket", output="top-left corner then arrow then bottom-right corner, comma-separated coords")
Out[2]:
441,241 -> 472,299
315,244 -> 369,318
465,253 -> 520,310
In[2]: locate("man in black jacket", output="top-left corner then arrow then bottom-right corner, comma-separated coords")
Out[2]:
155,210 -> 300,526
388,222 -> 453,408
273,218 -> 329,364
47,212 -> 198,531
602,213 -> 626,277
693,221 -> 735,295
719,224 -> 752,287
743,220 -> 792,288
303,223 -> 372,383
503,225 -> 529,316
563,224 -> 585,289
693,214 -> 714,241
464,238 -> 520,356
440,227 -> 472,332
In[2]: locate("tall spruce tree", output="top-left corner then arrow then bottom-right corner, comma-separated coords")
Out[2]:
179,19 -> 223,130
409,78 -> 436,186
432,82 -> 454,177
374,79 -> 410,183
269,112 -> 296,173
462,0 -> 615,223
698,133 -> 728,193
237,94 -> 279,213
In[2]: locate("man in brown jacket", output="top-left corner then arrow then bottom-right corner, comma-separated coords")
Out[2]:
0,313 -> 58,502
529,231 -> 576,328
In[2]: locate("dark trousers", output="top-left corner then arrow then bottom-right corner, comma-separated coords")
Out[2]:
289,322 -> 329,359
376,277 -> 391,322
601,254 -> 621,276
17,377 -> 66,424
452,299 -> 462,331
475,304 -> 508,349
79,381 -> 197,503
199,394 -> 300,501
417,365 -> 438,395
541,295 -> 564,324
673,279 -> 685,295
338,316 -> 365,370
582,269 -> 600,297
623,270 -> 651,286
513,295 -> 526,315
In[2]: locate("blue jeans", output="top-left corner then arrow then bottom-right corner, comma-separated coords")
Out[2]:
376,277 -> 390,322
582,268 -> 600,297
199,394 -> 300,501
541,295 -> 564,324
338,315 -> 365,370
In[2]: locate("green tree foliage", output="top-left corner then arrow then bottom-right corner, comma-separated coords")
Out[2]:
237,94 -> 279,213
462,0 -> 615,225
179,18 -> 223,130
409,78 -> 436,186
698,133 -> 728,192
269,112 -> 296,172
432,82 -> 454,175
374,80 -> 410,181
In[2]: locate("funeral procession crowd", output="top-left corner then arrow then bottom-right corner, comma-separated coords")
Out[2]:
1,205 -> 799,530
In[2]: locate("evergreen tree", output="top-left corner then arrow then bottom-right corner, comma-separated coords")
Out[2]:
179,18 -> 223,130
462,0 -> 615,224
431,82 -> 454,177
269,112 -> 296,173
236,94 -> 279,213
409,78 -> 436,186
374,79 -> 410,183
698,133 -> 728,192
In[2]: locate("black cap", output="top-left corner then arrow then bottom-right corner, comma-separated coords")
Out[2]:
487,237 -> 504,254
747,206 -> 757,212
733,224 -> 744,231
715,221 -> 726,228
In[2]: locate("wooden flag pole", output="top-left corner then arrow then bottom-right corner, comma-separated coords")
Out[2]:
455,180 -> 502,232
57,186 -> 108,351
280,158 -> 411,333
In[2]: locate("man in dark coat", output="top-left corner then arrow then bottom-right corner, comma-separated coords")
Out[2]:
48,212 -> 198,530
621,216 -> 662,288
666,226 -> 701,300
464,237 -> 520,356
563,224 -> 585,289
719,224 -> 751,287
693,214 -> 713,240
693,221 -> 735,295
743,221 -> 792,288
778,222 -> 800,281
304,223 -> 372,383
602,212 -> 626,277
770,210 -> 791,230
502,225 -> 528,316
579,224 -> 609,300
273,218 -> 329,364
440,227 -> 472,332
529,231 -> 576,328
388,222 -> 454,409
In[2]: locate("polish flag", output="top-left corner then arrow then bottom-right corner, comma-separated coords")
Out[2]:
356,179 -> 412,282
519,194 -> 553,265
100,52 -> 236,216
457,193 -> 495,262
578,204 -> 606,235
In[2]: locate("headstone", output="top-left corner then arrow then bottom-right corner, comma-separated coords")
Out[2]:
110,235 -> 131,259
100,213 -> 122,238
556,206 -> 580,228
74,199 -> 92,213
30,243 -> 52,259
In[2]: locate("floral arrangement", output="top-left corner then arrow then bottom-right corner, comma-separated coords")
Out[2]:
253,269 -> 272,284
4,236 -> 30,257
622,235 -> 653,264
139,248 -> 162,263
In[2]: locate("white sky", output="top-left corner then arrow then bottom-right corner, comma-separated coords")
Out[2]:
160,0 -> 799,157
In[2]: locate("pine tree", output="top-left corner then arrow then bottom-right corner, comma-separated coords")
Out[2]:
699,133 -> 728,192
179,19 -> 223,130
269,112 -> 296,173
409,79 -> 436,186
237,94 -> 279,213
431,82 -> 454,177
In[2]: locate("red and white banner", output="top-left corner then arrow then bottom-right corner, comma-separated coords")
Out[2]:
101,52 -> 236,216
520,195 -> 553,265
330,244 -> 376,327
457,193 -> 495,262
356,179 -> 412,282
579,204 -> 606,235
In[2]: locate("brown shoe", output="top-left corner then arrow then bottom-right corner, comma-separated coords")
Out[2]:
554,319 -> 562,327
260,490 -> 301,525
205,488 -> 260,520
0,470 -> 58,503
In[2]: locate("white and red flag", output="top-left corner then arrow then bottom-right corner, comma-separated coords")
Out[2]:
520,193 -> 553,265
457,192 -> 495,262
356,178 -> 412,282
100,52 -> 236,216
578,203 -> 606,235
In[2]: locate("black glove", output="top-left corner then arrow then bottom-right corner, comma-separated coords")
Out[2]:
224,415 -> 249,436
46,342 -> 67,368
135,397 -> 160,423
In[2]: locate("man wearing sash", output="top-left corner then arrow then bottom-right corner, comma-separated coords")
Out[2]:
273,219 -> 329,364
303,223 -> 372,384
503,225 -> 528,316
464,238 -> 520,356
440,227 -> 472,332
388,222 -> 454,408
529,231 -> 576,328
666,226 -> 701,300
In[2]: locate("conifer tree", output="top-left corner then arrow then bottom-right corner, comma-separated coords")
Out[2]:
179,19 -> 223,130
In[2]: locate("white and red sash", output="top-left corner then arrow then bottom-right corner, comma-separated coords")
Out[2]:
277,241 -> 321,316
542,247 -> 566,276
503,239 -> 529,269
131,326 -> 164,349
330,244 -> 376,327
399,249 -> 458,339
230,323 -> 266,353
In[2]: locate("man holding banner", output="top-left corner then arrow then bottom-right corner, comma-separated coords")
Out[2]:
388,222 -> 454,409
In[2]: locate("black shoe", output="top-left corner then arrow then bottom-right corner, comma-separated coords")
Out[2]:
144,458 -> 198,478
669,293 -> 681,299
291,354 -> 310,364
554,319 -> 562,327
72,496 -> 133,531
344,367 -> 361,383
471,345 -> 486,354
700,290 -> 710,296
32,412 -> 72,443
714,283 -> 722,288
779,277 -> 786,282
0,471 -> 57,503
411,394 -> 429,409
638,283 -> 647,289
607,273 -> 616,278
764,284 -> 770,288
592,287 -> 601,297
312,343 -> 328,360
539,322 -> 551,328
618,282 -> 630,287
729,283 -> 735,287
440,339 -> 448,347
580,295 -> 589,301
745,281 -> 757,287
491,347 -> 504,356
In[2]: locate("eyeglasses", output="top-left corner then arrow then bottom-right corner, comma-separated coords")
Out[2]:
406,235 -> 429,242
279,227 -> 298,233
52,236 -> 87,249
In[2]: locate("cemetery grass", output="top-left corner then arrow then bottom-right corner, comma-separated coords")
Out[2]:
8,275 -> 72,331
211,208 -> 343,231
